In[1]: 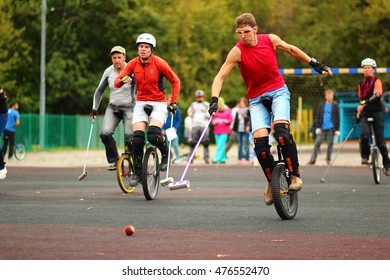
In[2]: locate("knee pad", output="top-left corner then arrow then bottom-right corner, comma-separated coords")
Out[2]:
147,126 -> 164,146
100,133 -> 114,145
274,123 -> 292,146
131,131 -> 145,154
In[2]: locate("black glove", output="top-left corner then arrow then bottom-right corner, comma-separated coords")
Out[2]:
309,57 -> 331,74
168,103 -> 177,114
208,96 -> 218,115
355,116 -> 360,124
90,109 -> 98,119
368,92 -> 380,103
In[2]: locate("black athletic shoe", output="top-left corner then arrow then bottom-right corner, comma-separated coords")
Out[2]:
160,156 -> 168,172
361,158 -> 369,165
129,173 -> 141,186
107,162 -> 117,171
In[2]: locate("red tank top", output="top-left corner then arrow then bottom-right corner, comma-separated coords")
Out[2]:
236,34 -> 285,98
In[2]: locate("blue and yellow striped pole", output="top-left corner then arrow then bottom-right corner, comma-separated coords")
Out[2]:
279,67 -> 390,74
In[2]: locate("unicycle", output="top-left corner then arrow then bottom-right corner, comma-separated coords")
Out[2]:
14,143 -> 27,160
270,145 -> 298,220
141,143 -> 160,200
116,102 -> 161,199
117,148 -> 136,193
260,96 -> 298,220
116,143 -> 160,200
367,117 -> 382,184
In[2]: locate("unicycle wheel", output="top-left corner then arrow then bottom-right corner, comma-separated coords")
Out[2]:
371,149 -> 381,184
270,163 -> 298,220
142,147 -> 160,200
14,143 -> 27,160
116,153 -> 136,193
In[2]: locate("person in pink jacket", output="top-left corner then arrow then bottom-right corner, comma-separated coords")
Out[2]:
211,97 -> 232,163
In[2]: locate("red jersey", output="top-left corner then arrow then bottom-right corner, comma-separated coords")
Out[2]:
114,55 -> 180,103
236,34 -> 285,99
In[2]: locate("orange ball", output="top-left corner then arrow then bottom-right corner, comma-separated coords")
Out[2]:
124,225 -> 135,236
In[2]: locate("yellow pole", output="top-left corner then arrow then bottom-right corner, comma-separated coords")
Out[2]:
296,96 -> 302,144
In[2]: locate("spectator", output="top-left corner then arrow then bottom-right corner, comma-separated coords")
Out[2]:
184,115 -> 192,144
0,86 -> 8,179
225,99 -> 239,157
187,90 -> 210,164
232,97 -> 251,164
308,89 -> 340,165
211,97 -> 232,164
162,101 -> 182,163
3,102 -> 20,161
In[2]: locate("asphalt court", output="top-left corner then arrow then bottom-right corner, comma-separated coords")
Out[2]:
0,164 -> 389,260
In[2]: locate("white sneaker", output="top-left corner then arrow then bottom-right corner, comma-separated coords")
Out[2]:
0,167 -> 7,180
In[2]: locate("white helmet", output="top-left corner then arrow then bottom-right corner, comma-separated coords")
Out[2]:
136,33 -> 156,50
361,58 -> 377,68
195,89 -> 204,97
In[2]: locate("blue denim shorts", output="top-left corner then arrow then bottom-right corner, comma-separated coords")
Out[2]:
249,84 -> 291,133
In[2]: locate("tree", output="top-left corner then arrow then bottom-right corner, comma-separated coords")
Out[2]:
0,0 -> 33,106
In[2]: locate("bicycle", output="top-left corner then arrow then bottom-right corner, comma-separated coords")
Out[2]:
116,105 -> 161,200
13,143 -> 27,160
261,96 -> 298,220
367,117 -> 382,184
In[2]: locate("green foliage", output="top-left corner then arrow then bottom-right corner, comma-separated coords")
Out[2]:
1,0 -> 390,114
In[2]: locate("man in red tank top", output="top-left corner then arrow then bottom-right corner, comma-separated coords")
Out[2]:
209,13 -> 332,206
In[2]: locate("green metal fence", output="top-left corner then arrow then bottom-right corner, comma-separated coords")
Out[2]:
15,114 -> 126,151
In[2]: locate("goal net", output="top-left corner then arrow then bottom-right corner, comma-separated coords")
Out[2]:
282,68 -> 390,144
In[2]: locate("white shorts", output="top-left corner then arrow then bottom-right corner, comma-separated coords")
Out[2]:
132,101 -> 168,125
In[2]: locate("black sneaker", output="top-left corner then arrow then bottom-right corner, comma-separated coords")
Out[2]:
129,174 -> 141,186
384,167 -> 390,176
107,162 -> 117,171
160,156 -> 168,172
361,158 -> 369,165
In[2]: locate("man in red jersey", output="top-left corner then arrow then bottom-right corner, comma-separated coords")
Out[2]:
209,13 -> 332,205
115,33 -> 180,186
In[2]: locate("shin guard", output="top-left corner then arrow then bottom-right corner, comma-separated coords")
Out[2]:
254,136 -> 276,182
274,123 -> 300,177
131,130 -> 145,174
